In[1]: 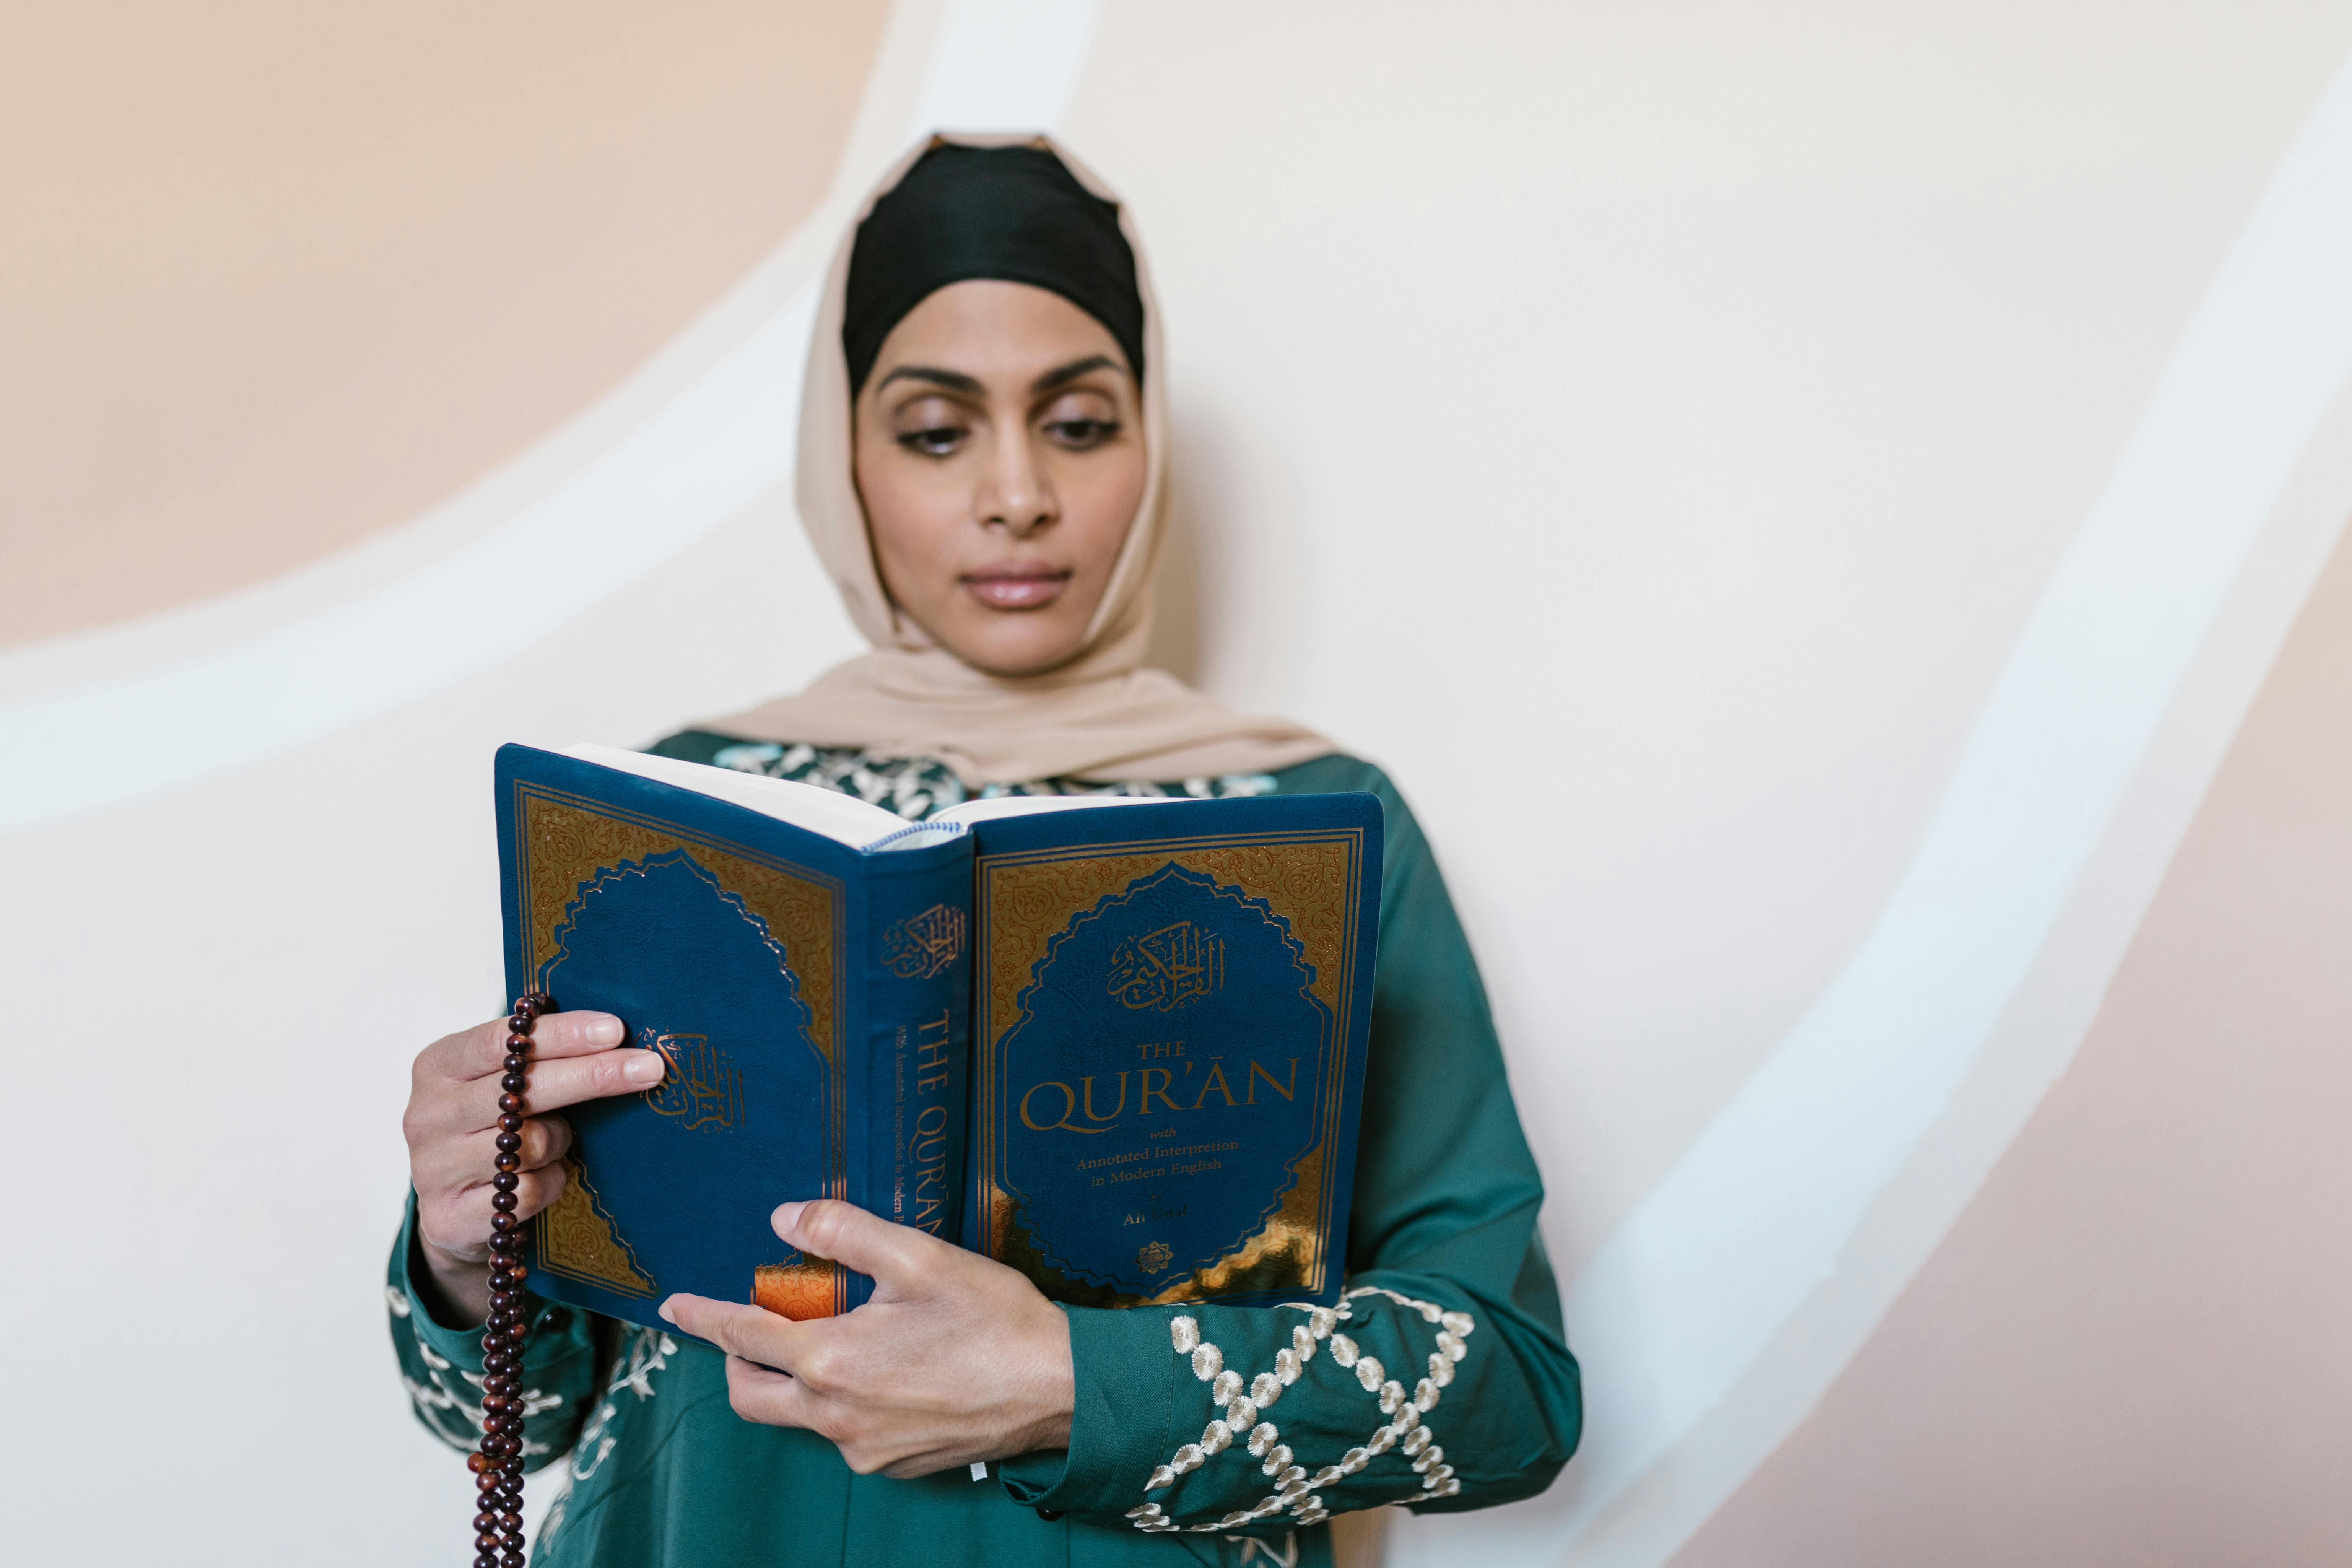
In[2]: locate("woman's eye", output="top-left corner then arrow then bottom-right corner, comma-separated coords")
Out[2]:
1045,418 -> 1117,449
896,425 -> 966,457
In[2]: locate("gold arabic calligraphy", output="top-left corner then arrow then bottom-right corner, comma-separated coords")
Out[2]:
1106,920 -> 1225,1012
881,903 -> 966,979
643,1032 -> 742,1132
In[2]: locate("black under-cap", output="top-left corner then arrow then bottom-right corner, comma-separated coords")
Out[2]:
842,142 -> 1145,396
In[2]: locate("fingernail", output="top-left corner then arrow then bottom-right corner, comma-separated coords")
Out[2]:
623,1052 -> 665,1084
657,1298 -> 676,1324
771,1201 -> 804,1236
584,1015 -> 623,1045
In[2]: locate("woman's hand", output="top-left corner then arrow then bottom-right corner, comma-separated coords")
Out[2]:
660,1200 -> 1075,1479
401,1010 -> 666,1325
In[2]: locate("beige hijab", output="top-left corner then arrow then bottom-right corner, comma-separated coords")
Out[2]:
704,133 -> 1332,786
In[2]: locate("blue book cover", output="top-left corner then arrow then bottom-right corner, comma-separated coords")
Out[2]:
494,745 -> 1382,1334
494,744 -> 971,1334
965,795 -> 1383,1310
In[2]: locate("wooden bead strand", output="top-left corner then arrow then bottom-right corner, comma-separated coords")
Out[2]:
468,990 -> 550,1568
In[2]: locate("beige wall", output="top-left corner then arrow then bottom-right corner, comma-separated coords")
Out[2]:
1,1 -> 888,643
3,3 -> 2349,1563
1673,512 -> 2352,1564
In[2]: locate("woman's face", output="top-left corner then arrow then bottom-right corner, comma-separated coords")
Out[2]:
853,278 -> 1145,678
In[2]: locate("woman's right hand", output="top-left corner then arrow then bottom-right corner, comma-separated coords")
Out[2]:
401,1010 -> 666,1325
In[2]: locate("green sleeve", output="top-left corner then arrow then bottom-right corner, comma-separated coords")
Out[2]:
998,758 -> 1583,1536
385,1192 -> 606,1474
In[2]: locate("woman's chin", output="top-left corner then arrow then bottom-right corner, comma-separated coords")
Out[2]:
937,622 -> 1092,681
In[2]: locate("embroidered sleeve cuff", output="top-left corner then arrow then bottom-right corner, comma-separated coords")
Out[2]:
997,1304 -> 1182,1519
387,1192 -> 598,1469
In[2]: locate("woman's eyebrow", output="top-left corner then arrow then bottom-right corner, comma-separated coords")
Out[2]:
876,365 -> 984,395
1030,354 -> 1119,394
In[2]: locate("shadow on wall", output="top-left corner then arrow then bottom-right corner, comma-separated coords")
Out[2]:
1148,416 -> 1214,685
1149,408 -> 1269,690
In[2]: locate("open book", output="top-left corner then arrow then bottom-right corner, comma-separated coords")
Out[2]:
497,742 -> 1382,1333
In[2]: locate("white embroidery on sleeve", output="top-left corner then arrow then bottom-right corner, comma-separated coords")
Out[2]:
1125,1288 -> 1474,1534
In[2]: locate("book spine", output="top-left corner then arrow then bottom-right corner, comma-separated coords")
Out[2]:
846,840 -> 975,1308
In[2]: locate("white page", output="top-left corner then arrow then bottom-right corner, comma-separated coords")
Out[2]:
560,744 -> 914,849
929,793 -> 1200,826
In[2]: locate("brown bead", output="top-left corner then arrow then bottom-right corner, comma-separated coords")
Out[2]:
494,1132 -> 522,1154
467,1451 -> 490,1475
499,1071 -> 527,1094
494,1152 -> 521,1172
497,1094 -> 523,1116
498,1112 -> 525,1134
492,1171 -> 519,1193
491,1194 -> 518,1216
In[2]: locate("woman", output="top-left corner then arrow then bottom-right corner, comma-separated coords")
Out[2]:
393,135 -> 1582,1565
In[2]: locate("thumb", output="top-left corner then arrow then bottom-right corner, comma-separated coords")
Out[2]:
772,1199 -> 945,1294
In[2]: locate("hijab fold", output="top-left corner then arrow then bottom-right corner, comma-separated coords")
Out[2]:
705,133 -> 1332,786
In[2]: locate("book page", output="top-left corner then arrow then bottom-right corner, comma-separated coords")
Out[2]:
929,793 -> 1202,827
560,745 -> 914,849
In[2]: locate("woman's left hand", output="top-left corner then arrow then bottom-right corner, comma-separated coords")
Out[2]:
660,1200 -> 1075,1478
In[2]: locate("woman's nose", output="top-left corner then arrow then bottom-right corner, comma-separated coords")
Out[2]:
979,425 -> 1056,537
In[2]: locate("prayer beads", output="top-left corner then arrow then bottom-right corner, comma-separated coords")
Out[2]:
466,991 -> 550,1568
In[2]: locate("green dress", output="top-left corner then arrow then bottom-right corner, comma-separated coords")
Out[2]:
388,741 -> 1582,1565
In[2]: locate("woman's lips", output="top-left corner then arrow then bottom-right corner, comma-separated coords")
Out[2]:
961,566 -> 1070,610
